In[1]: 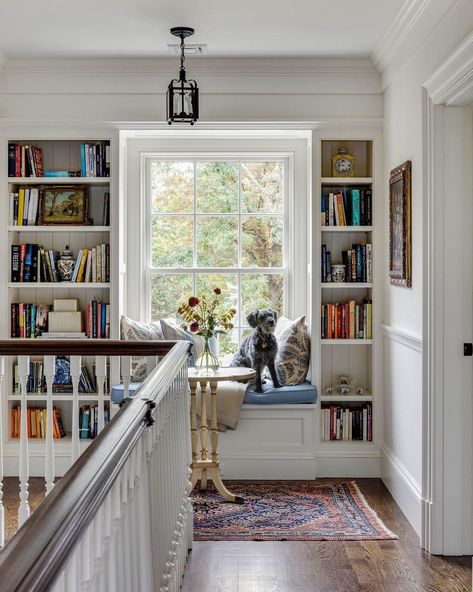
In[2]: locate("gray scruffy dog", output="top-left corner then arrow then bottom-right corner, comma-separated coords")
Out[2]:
231,308 -> 282,393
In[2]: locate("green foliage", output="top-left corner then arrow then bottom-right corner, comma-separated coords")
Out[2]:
149,161 -> 286,359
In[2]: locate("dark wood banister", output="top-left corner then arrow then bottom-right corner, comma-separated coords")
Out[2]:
0,339 -> 179,357
0,340 -> 192,592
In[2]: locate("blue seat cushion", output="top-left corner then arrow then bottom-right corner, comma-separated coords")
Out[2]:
111,383 -> 142,404
243,380 -> 317,405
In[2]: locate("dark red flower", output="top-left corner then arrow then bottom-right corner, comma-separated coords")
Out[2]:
213,287 -> 222,295
188,296 -> 200,307
190,321 -> 200,332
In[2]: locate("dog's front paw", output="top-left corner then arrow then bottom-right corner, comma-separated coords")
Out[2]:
255,387 -> 263,393
273,381 -> 282,388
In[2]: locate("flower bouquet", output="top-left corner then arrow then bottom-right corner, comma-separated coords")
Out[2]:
178,288 -> 236,374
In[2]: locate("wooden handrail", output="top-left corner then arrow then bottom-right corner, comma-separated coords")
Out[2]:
0,339 -> 177,356
0,340 -> 192,592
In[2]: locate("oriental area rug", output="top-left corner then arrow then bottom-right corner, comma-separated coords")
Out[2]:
192,480 -> 397,541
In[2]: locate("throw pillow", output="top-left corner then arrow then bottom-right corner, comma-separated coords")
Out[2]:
120,315 -> 164,381
275,316 -> 311,386
160,319 -> 205,366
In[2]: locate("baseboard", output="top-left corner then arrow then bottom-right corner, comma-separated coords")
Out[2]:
315,450 -> 381,477
381,443 -> 422,535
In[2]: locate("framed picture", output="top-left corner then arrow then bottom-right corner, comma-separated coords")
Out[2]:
41,185 -> 88,224
389,161 -> 412,287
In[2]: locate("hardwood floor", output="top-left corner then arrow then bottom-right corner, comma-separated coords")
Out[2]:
4,478 -> 471,590
181,479 -> 472,592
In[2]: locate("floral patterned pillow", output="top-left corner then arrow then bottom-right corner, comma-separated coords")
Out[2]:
275,316 -> 311,386
120,315 -> 164,382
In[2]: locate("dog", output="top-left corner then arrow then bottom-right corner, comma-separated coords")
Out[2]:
231,308 -> 282,393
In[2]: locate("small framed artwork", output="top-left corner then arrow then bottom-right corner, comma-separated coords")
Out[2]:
41,185 -> 88,224
389,161 -> 412,287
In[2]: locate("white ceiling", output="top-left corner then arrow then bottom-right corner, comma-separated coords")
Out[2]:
0,0 -> 405,60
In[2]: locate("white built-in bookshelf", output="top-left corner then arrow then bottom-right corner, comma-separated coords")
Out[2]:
1,136 -> 117,471
315,137 -> 378,457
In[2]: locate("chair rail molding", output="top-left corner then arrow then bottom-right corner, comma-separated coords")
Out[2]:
422,29 -> 473,555
381,323 -> 423,353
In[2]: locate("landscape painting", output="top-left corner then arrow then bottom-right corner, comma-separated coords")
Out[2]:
42,185 -> 88,224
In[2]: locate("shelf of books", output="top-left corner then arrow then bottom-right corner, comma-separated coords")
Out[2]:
3,138 -> 114,454
318,138 -> 376,447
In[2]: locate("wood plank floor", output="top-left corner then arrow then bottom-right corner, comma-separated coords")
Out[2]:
181,479 -> 472,592
4,478 -> 471,590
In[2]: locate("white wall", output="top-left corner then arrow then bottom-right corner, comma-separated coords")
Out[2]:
381,0 -> 473,536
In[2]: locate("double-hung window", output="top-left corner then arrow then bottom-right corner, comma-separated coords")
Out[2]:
146,157 -> 288,364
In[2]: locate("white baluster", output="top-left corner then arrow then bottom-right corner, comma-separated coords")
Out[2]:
121,356 -> 131,399
0,356 -> 4,547
44,355 -> 56,495
70,356 -> 81,464
147,356 -> 157,376
18,355 -> 30,526
95,356 -> 107,433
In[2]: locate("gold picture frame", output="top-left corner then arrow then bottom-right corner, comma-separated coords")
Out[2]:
41,185 -> 88,225
389,161 -> 412,287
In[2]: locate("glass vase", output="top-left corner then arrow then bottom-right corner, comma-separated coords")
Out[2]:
195,335 -> 220,375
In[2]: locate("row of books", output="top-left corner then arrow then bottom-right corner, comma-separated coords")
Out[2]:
321,188 -> 372,227
11,243 -> 110,283
10,407 -> 66,439
86,300 -> 111,339
8,144 -> 44,178
321,404 -> 373,441
80,404 -> 111,439
80,142 -> 111,178
70,244 -> 110,283
13,360 -> 104,394
321,300 -> 372,340
321,243 -> 373,283
11,303 -> 50,338
9,189 -> 110,226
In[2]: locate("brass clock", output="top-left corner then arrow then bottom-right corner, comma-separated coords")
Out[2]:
332,148 -> 355,177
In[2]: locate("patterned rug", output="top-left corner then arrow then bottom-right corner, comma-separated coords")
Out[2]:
192,480 -> 397,541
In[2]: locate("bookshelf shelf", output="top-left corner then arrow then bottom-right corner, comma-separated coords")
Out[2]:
8,177 -> 110,185
321,177 -> 372,185
8,282 -> 111,289
321,226 -> 373,233
321,339 -> 373,345
8,394 -> 111,402
321,282 -> 372,289
320,395 -> 373,403
8,226 -> 111,233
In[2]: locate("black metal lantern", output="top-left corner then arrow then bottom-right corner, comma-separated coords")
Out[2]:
167,27 -> 199,125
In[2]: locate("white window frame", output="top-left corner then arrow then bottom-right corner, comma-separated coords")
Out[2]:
124,134 -> 310,330
143,154 -> 291,334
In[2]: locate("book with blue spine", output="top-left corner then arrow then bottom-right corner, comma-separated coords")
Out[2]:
351,189 -> 361,225
80,144 -> 87,177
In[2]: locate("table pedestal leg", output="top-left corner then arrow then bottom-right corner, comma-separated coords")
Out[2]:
199,380 -> 208,490
189,382 -> 199,488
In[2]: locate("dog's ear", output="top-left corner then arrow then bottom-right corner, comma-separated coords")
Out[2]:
272,309 -> 278,324
247,310 -> 259,328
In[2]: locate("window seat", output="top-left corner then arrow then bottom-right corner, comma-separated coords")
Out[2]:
111,378 -> 317,480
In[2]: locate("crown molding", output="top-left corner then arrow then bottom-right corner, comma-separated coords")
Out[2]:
371,0 -> 456,85
2,57 -> 378,78
424,30 -> 473,105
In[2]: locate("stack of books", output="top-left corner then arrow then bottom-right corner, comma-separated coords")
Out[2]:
80,142 -> 110,177
8,144 -> 44,177
13,361 -> 97,394
70,243 -> 110,283
321,403 -> 373,441
79,404 -> 110,439
86,300 -> 110,339
321,188 -> 372,226
321,243 -> 373,283
10,188 -> 40,225
10,303 -> 50,338
10,407 -> 66,439
321,299 -> 372,340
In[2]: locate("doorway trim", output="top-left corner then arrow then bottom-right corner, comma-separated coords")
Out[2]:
423,31 -> 473,554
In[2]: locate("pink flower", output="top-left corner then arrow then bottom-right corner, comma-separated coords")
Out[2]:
213,287 -> 222,295
188,296 -> 200,308
190,321 -> 200,332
